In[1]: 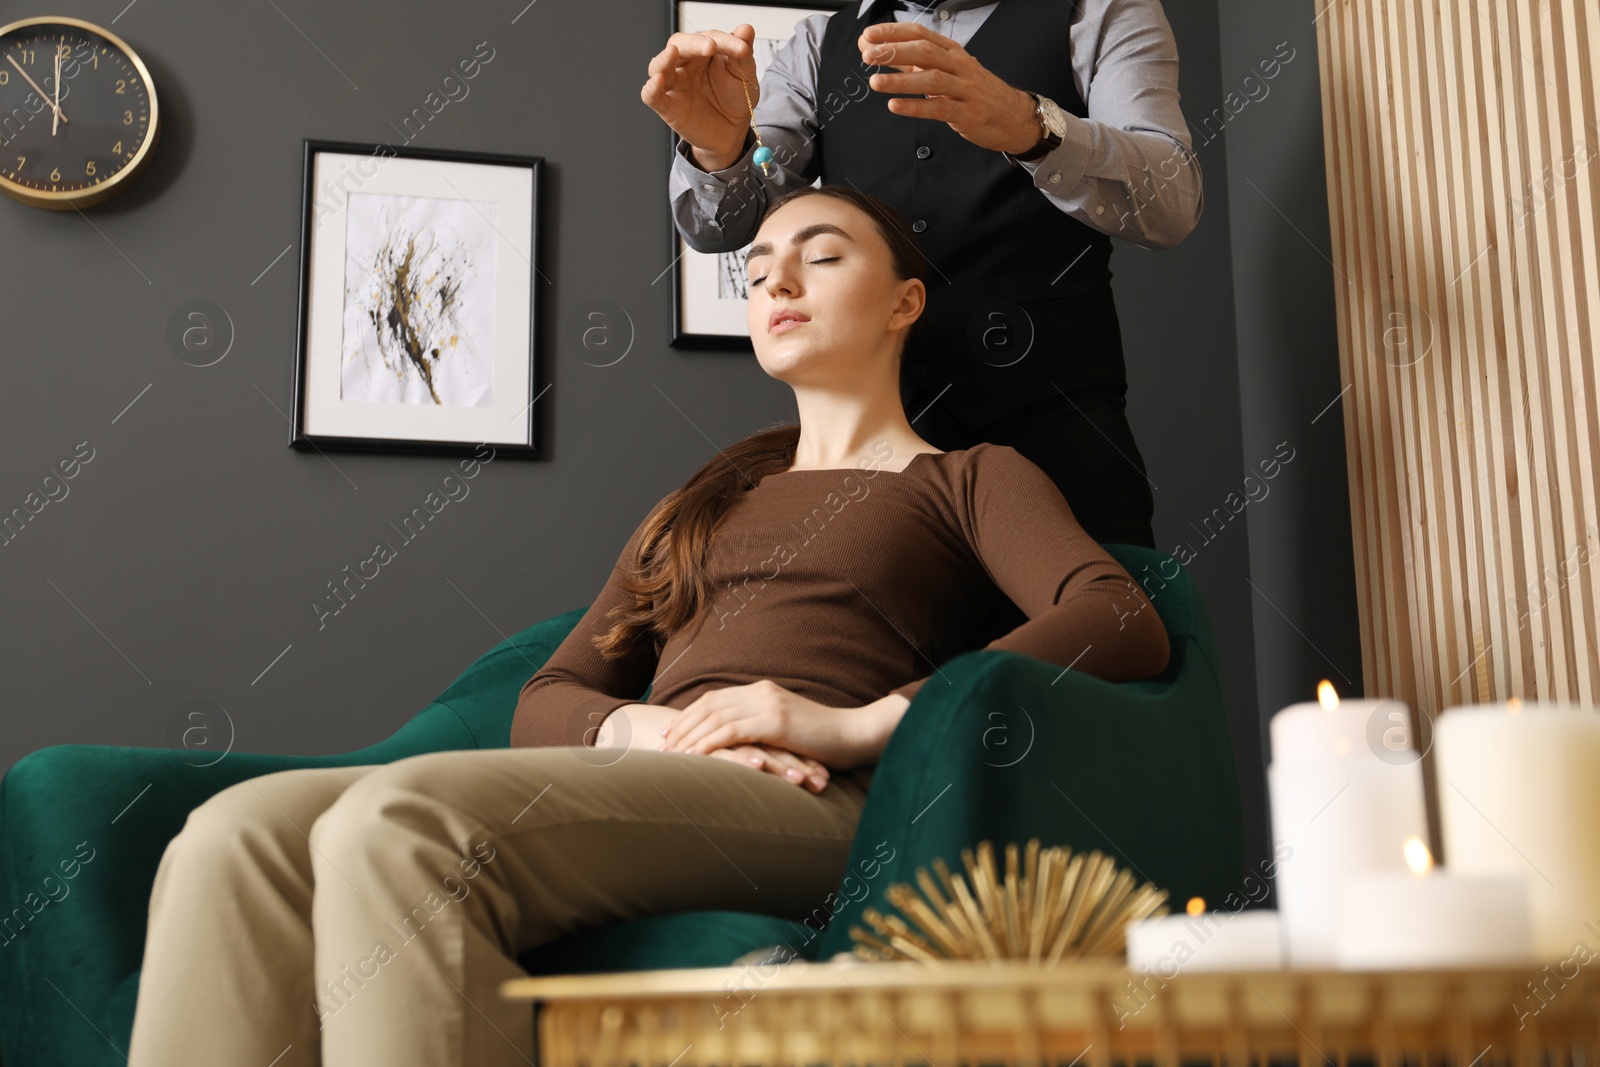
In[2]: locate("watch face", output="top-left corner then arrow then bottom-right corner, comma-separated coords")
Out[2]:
0,17 -> 159,208
1038,96 -> 1068,140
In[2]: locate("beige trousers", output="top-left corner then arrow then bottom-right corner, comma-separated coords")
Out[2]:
126,746 -> 870,1067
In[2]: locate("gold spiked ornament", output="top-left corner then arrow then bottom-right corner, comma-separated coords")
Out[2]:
848,838 -> 1170,963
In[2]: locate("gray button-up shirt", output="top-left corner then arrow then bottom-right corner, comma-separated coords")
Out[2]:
669,0 -> 1202,255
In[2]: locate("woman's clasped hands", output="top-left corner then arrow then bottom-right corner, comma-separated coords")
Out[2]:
661,679 -> 880,794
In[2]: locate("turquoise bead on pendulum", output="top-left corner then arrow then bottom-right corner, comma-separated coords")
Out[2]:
753,144 -> 774,171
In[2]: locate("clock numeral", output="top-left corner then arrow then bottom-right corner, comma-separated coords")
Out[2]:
0,71 -> 8,85
19,49 -> 35,65
55,43 -> 71,59
116,79 -> 126,94
49,166 -> 61,183
123,110 -> 133,125
86,160 -> 96,176
112,141 -> 122,155
16,156 -> 24,170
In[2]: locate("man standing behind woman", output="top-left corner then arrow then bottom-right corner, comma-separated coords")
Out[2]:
644,0 -> 1202,565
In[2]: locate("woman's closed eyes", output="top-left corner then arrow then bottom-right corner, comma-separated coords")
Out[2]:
750,256 -> 840,288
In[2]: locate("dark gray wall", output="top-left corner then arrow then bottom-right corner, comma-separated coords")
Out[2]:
1211,0 -> 1361,900
1,0 -> 1358,901
1109,0 -> 1267,889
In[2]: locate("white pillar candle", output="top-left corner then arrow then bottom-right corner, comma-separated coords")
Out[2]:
1268,682 -> 1429,968
1436,699 -> 1600,959
1125,900 -> 1283,974
1336,836 -> 1535,968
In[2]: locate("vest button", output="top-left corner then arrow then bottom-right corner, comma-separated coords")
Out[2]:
916,146 -> 931,159
912,219 -> 927,232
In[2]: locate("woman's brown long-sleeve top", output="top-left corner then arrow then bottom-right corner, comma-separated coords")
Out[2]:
511,443 -> 1170,759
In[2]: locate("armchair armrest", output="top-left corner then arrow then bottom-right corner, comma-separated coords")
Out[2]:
0,606 -> 606,1067
0,701 -> 482,1064
810,638 -> 1243,962
0,604 -> 598,1066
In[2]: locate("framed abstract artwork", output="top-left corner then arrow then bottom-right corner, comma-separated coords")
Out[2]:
291,139 -> 543,457
668,0 -> 846,349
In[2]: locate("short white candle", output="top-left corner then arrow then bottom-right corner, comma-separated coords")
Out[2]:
1336,837 -> 1535,968
1268,682 -> 1429,968
1437,699 -> 1600,958
1125,899 -> 1283,974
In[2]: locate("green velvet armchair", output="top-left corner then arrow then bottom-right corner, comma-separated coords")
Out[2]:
0,544 -> 1243,1067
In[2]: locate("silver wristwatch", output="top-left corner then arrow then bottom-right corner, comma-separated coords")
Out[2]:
1002,91 -> 1067,166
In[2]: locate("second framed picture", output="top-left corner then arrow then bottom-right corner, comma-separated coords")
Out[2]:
292,139 -> 543,457
669,0 -> 845,349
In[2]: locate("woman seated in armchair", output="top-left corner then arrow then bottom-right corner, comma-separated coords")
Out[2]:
127,184 -> 1170,1067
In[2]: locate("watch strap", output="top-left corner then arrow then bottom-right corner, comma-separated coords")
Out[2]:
1003,92 -> 1059,166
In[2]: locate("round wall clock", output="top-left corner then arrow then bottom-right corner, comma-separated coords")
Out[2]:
0,15 -> 160,210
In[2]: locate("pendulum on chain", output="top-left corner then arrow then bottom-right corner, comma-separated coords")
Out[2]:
737,56 -> 774,176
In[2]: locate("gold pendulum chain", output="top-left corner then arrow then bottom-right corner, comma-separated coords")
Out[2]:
736,56 -> 774,176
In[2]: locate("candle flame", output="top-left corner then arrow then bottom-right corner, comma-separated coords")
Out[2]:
1508,697 -> 1523,715
1404,836 -> 1434,875
1186,896 -> 1206,916
1317,680 -> 1339,710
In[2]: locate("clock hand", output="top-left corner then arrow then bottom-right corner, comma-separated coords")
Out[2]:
52,50 -> 61,136
6,53 -> 68,126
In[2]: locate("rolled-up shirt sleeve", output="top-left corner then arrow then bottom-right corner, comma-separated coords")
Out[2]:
511,493 -> 675,749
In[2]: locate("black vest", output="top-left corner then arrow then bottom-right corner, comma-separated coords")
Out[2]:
816,0 -> 1126,428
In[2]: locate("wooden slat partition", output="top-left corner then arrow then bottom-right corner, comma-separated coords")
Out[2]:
1313,0 -> 1599,849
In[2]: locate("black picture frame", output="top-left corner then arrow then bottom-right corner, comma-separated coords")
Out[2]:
667,0 -> 850,351
291,138 -> 543,458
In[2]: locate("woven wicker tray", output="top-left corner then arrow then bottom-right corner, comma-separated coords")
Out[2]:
501,958 -> 1591,1067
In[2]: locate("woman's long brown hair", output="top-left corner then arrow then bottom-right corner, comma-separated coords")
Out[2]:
591,182 -> 929,659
